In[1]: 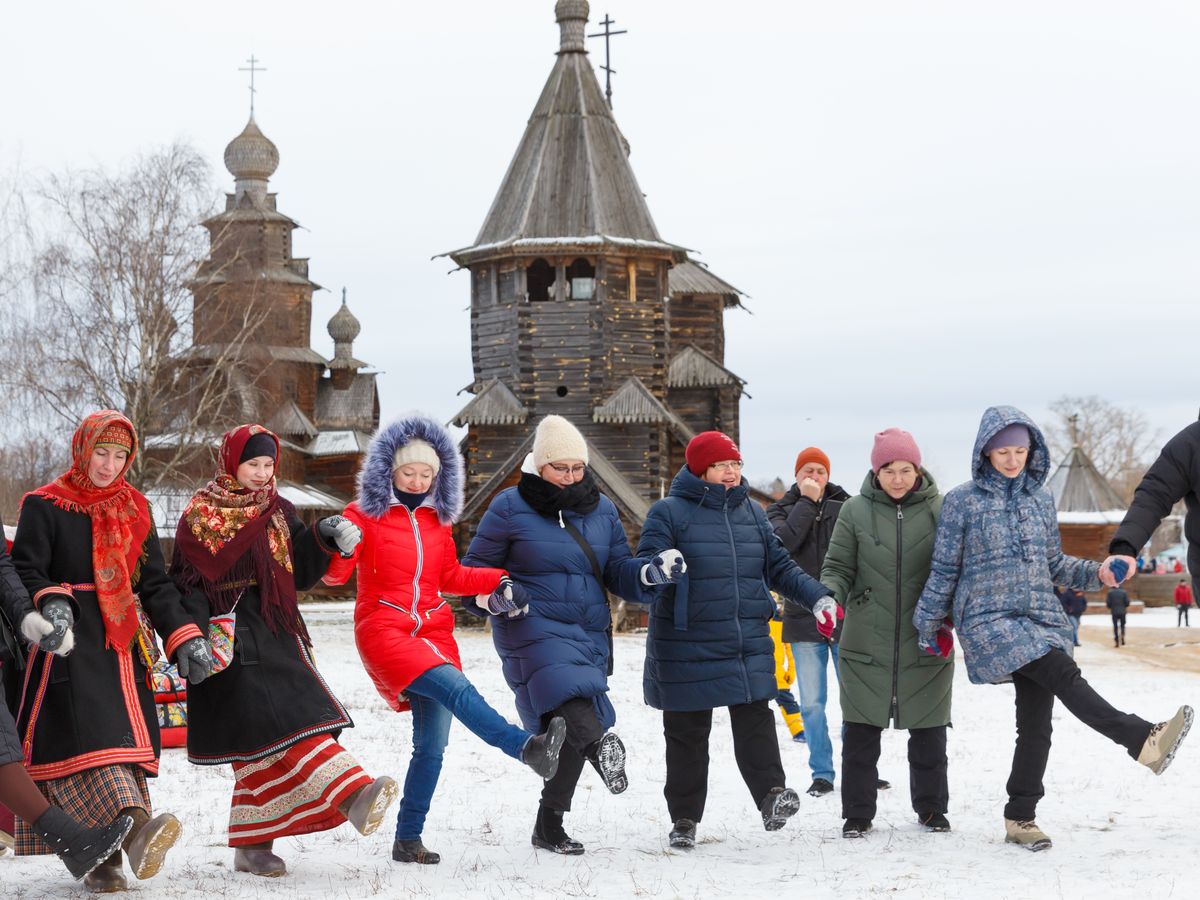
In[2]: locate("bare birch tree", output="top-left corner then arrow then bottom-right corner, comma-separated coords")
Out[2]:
0,143 -> 270,490
1044,394 -> 1161,503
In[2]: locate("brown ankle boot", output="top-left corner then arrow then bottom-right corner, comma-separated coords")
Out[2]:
124,811 -> 181,880
234,840 -> 287,877
83,850 -> 128,893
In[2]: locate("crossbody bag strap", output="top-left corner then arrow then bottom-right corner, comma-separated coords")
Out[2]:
559,517 -> 614,676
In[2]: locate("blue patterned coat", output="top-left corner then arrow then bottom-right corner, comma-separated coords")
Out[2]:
913,406 -> 1100,685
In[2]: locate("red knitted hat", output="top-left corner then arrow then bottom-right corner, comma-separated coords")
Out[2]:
686,431 -> 742,475
794,447 -> 830,476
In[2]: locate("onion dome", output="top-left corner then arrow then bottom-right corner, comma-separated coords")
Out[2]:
555,0 -> 589,52
224,117 -> 279,181
327,291 -> 362,346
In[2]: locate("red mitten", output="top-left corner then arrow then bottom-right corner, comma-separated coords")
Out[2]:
813,597 -> 845,639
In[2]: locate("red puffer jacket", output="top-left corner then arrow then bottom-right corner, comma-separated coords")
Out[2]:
326,501 -> 505,711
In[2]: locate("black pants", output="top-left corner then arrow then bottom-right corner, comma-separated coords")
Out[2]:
663,700 -> 785,823
1178,607 -> 1191,627
1111,614 -> 1126,643
538,697 -> 605,813
842,721 -> 948,820
1004,649 -> 1152,821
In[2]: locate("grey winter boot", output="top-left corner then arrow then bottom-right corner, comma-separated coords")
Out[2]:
339,776 -> 399,836
124,812 -> 181,880
1137,706 -> 1194,775
234,840 -> 287,877
30,807 -> 134,880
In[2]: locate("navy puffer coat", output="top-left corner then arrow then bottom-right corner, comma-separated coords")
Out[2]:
463,473 -> 655,732
637,467 -> 832,712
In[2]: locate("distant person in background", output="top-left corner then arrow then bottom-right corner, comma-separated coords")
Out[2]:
1174,580 -> 1193,627
1055,585 -> 1088,647
1107,587 -> 1130,647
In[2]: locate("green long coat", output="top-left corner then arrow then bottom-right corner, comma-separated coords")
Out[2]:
820,469 -> 952,730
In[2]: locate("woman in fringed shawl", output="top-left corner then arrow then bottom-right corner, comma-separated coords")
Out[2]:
172,424 -> 397,878
11,410 -> 209,892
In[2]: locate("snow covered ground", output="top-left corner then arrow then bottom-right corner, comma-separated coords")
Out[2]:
4,604 -> 1198,899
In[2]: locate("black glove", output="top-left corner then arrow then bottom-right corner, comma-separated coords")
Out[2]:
175,637 -> 214,685
318,515 -> 362,557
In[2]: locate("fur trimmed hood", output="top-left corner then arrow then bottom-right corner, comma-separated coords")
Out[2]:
358,415 -> 463,524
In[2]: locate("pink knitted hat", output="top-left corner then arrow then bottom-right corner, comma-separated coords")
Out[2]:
870,427 -> 922,473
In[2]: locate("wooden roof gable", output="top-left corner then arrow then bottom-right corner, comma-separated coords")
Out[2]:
667,344 -> 746,392
451,379 -> 529,427
1047,445 -> 1127,520
448,5 -> 684,266
668,259 -> 744,306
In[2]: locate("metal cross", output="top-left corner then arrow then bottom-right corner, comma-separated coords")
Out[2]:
587,14 -> 627,107
238,55 -> 267,117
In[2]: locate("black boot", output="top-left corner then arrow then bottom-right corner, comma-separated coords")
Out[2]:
392,838 -> 440,864
31,806 -> 134,880
531,806 -> 584,855
522,717 -> 567,779
585,732 -> 628,794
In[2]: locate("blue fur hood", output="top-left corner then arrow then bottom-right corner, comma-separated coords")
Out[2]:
357,415 -> 464,525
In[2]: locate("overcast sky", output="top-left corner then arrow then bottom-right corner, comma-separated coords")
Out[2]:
2,1 -> 1196,491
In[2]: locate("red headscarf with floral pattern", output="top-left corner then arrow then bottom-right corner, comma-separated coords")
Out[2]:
172,425 -> 306,639
28,410 -> 149,651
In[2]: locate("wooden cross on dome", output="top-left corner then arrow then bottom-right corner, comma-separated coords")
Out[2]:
238,55 -> 267,116
587,14 -> 627,108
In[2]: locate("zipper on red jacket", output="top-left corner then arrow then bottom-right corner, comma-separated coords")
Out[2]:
403,505 -> 425,636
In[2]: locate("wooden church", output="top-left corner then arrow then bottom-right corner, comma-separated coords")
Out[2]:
449,0 -> 746,538
145,114 -> 380,530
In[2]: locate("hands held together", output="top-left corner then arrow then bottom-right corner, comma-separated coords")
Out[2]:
811,596 -> 844,640
918,619 -> 955,659
318,515 -> 363,557
479,576 -> 531,618
1099,555 -> 1135,588
642,549 -> 687,586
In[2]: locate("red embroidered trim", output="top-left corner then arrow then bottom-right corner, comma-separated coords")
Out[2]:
26,748 -> 160,781
31,585 -> 72,607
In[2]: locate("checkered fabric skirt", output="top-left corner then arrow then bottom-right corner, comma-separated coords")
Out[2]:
15,764 -> 151,855
228,734 -> 371,847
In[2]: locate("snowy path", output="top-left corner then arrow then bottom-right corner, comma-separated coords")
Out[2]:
4,605 -> 1198,899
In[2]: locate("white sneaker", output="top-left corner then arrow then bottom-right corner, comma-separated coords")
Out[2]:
1137,706 -> 1194,775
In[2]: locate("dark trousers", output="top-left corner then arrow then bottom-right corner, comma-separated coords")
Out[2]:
539,697 -> 605,813
1178,607 -> 1191,627
663,700 -> 785,823
841,721 -> 948,820
1005,650 -> 1153,821
1111,614 -> 1126,643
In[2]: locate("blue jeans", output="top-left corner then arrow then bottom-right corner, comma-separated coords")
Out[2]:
395,664 -> 531,840
790,641 -> 839,783
1069,615 -> 1082,646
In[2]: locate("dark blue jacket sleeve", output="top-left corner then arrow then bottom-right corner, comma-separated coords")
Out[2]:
461,494 -> 513,617
759,505 -> 830,610
603,509 -> 657,604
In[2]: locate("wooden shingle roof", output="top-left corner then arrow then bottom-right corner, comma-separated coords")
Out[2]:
668,259 -> 744,304
667,345 -> 745,391
448,3 -> 685,266
1047,445 -> 1127,524
451,379 -> 529,427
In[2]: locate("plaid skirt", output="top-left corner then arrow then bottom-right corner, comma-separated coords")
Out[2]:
15,764 -> 151,855
228,734 -> 371,847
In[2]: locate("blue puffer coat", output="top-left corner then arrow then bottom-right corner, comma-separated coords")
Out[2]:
914,406 -> 1100,685
462,474 -> 655,732
637,467 -> 832,712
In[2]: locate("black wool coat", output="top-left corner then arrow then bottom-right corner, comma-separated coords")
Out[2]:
765,482 -> 851,643
177,500 -> 353,765
1110,420 -> 1200,578
12,495 -> 199,780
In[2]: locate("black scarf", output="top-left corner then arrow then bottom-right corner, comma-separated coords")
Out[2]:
393,487 -> 430,511
518,470 -> 600,518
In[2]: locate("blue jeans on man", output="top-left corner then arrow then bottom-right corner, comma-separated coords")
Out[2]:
395,664 -> 531,840
789,640 -> 839,783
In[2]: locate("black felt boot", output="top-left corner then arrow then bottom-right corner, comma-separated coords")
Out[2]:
31,807 -> 134,880
531,806 -> 584,855
522,717 -> 566,779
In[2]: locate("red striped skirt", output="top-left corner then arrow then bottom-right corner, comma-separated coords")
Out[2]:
228,734 -> 371,847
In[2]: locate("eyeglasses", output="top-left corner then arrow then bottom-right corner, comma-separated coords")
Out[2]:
548,463 -> 587,476
707,460 -> 744,472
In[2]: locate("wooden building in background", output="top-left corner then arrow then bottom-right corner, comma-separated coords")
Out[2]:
145,115 -> 379,539
448,0 -> 746,540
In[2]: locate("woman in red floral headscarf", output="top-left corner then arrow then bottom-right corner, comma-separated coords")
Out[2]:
11,410 -> 207,892
172,424 -> 396,878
